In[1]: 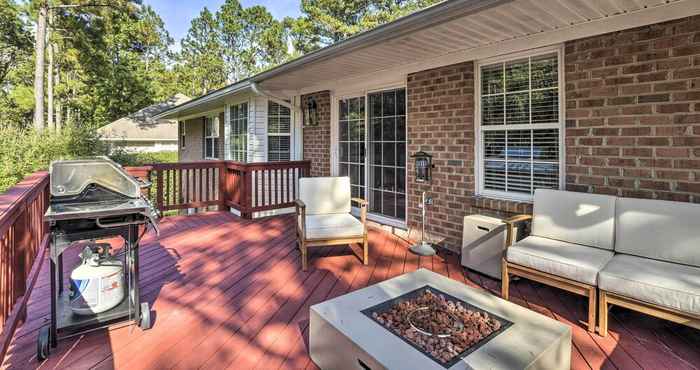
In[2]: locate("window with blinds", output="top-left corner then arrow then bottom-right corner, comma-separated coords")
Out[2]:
204,116 -> 219,159
267,101 -> 291,161
230,102 -> 248,162
478,51 -> 561,199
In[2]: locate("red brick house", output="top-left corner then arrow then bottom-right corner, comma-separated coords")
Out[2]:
157,0 -> 700,252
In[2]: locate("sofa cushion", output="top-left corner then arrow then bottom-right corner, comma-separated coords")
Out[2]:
599,254 -> 700,316
299,177 -> 351,215
302,214 -> 364,240
615,197 -> 700,267
532,189 -> 616,250
506,236 -> 614,285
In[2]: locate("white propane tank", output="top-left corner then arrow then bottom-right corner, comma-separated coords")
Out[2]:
69,247 -> 125,315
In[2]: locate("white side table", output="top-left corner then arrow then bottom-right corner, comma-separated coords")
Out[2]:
461,215 -> 516,279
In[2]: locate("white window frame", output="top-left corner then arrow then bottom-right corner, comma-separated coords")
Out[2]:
474,45 -> 566,202
204,115 -> 220,160
229,101 -> 248,162
267,101 -> 292,162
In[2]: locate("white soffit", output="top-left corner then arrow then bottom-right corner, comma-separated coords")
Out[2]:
260,0 -> 699,93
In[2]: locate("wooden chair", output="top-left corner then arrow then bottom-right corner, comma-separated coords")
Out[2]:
295,176 -> 368,271
501,189 -> 617,333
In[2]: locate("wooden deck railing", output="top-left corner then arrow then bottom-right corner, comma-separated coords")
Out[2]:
0,172 -> 50,361
127,160 -> 311,217
0,159 -> 309,361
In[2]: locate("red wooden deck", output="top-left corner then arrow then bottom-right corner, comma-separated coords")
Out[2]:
2,212 -> 699,370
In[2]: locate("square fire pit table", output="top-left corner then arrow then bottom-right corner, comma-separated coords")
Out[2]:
310,268 -> 571,370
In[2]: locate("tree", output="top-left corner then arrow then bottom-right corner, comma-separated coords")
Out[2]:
32,0 -> 48,131
296,0 -> 442,49
0,0 -> 31,86
217,0 -> 290,82
176,7 -> 227,96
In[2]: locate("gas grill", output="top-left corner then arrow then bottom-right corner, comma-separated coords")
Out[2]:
37,157 -> 159,361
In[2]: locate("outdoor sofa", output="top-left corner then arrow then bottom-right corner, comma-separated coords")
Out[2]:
501,189 -> 700,335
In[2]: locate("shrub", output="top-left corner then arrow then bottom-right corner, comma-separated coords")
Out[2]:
109,149 -> 178,167
0,125 -> 106,193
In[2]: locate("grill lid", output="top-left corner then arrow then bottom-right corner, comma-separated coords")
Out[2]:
50,157 -> 142,199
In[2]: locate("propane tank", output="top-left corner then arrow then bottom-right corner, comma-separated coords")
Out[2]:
69,244 -> 125,315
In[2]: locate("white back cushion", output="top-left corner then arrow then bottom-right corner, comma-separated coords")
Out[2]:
532,189 -> 616,250
615,197 -> 700,267
299,177 -> 351,215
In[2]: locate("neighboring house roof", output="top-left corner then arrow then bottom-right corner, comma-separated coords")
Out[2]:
156,0 -> 699,120
99,94 -> 191,142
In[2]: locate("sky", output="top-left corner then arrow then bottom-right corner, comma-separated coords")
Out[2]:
145,0 -> 302,49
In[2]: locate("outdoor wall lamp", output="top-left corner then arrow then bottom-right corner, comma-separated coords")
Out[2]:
304,95 -> 319,126
412,151 -> 434,183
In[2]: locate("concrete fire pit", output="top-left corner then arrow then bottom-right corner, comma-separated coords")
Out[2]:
310,269 -> 571,370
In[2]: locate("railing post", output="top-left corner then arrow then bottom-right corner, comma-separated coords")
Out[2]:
218,162 -> 227,212
155,169 -> 164,212
242,164 -> 252,219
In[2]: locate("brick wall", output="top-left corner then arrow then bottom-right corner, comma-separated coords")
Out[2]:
301,91 -> 331,177
566,15 -> 700,202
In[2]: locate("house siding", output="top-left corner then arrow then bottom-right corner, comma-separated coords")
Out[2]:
301,91 -> 332,177
401,15 -> 700,252
177,112 -> 225,162
179,117 -> 204,162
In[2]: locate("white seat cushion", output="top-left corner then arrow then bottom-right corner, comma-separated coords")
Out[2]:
615,197 -> 700,267
303,214 -> 364,240
599,254 -> 700,316
299,177 -> 352,215
532,189 -> 617,250
507,236 -> 614,285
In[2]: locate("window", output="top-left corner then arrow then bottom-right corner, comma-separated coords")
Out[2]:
338,97 -> 366,199
230,102 -> 248,162
267,101 -> 291,161
477,50 -> 562,200
204,115 -> 219,159
179,121 -> 186,148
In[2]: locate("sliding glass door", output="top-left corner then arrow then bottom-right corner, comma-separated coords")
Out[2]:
338,88 -> 406,223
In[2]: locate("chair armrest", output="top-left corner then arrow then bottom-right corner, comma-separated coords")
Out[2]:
351,198 -> 368,229
503,214 -> 532,248
295,199 -> 306,238
294,199 -> 306,213
351,198 -> 368,207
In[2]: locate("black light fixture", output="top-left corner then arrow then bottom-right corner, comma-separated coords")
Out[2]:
411,151 -> 433,183
304,95 -> 319,126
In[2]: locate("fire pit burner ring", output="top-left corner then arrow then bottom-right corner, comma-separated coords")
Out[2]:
407,306 -> 465,338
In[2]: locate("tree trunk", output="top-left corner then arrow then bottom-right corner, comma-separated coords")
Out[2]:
33,2 -> 48,131
55,62 -> 62,131
48,39 -> 54,130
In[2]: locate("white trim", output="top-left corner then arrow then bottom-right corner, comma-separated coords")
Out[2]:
175,108 -> 225,122
474,44 -> 565,202
226,100 -> 251,162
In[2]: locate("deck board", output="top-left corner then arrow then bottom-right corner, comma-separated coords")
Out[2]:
2,212 -> 699,370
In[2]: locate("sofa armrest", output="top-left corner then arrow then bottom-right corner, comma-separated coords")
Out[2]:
503,214 -> 532,248
351,198 -> 368,229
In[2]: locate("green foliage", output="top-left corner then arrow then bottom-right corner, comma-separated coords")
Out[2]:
0,125 -> 106,192
297,0 -> 443,47
109,150 -> 178,167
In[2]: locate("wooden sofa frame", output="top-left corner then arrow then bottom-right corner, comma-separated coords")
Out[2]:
599,289 -> 700,337
500,214 -> 598,333
295,197 -> 368,271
